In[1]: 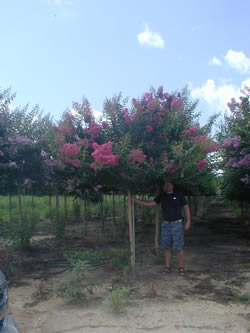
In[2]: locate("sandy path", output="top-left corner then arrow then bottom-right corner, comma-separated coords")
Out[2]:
9,283 -> 250,333
7,202 -> 250,332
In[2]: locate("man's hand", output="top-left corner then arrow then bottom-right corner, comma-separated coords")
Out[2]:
184,222 -> 191,231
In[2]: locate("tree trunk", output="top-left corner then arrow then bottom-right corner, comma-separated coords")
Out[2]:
18,186 -> 23,224
55,190 -> 59,237
123,194 -> 126,224
84,190 -> 88,234
9,193 -> 13,224
112,191 -> 116,226
49,194 -> 52,217
155,205 -> 160,250
100,192 -> 104,232
64,194 -> 67,218
31,194 -> 34,218
128,192 -> 135,268
81,191 -> 85,225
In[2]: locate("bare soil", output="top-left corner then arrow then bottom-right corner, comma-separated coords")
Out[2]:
4,202 -> 250,332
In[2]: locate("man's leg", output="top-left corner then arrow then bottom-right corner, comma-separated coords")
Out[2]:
177,250 -> 184,267
164,249 -> 172,268
161,224 -> 172,271
172,224 -> 185,274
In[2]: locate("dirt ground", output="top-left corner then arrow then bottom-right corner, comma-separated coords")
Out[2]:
5,202 -> 250,333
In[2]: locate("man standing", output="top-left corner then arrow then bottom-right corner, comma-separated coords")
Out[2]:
133,182 -> 191,275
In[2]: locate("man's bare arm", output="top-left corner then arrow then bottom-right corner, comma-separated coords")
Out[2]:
133,198 -> 157,207
184,204 -> 191,230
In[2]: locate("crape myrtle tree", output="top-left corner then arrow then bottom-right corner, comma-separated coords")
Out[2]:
54,86 -> 219,263
218,87 -> 250,215
0,88 -> 53,227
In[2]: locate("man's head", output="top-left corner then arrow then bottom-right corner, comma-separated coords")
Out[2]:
163,182 -> 174,193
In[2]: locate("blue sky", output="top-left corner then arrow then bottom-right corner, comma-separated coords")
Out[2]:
1,0 -> 250,124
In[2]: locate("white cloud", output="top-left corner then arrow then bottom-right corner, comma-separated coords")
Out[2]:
93,109 -> 103,120
191,78 -> 250,112
137,25 -> 165,48
209,56 -> 222,66
224,50 -> 250,73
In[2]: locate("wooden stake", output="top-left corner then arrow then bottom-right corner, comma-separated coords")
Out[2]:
155,205 -> 160,251
9,193 -> 13,224
128,191 -> 135,267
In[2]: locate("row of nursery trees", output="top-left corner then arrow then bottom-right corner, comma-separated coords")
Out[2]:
0,86 -> 249,223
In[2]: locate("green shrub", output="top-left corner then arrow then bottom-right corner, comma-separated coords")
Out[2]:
54,255 -> 98,304
105,286 -> 132,313
3,212 -> 39,250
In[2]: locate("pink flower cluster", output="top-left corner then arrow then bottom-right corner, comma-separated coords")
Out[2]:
102,121 -> 109,128
91,141 -> 120,171
182,127 -> 197,137
197,160 -> 207,169
167,164 -> 181,173
147,99 -> 159,112
226,154 -> 250,168
54,125 -> 72,135
170,98 -> 183,111
89,122 -> 102,138
59,143 -> 81,168
60,143 -> 80,157
204,142 -> 220,153
145,125 -> 153,134
128,149 -> 146,165
223,136 -> 241,149
123,108 -> 136,123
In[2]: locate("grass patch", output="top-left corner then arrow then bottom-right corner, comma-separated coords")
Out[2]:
105,286 -> 133,314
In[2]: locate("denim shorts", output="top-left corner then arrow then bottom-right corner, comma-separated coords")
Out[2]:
161,222 -> 184,250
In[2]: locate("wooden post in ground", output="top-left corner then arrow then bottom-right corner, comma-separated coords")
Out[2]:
155,205 -> 160,253
9,193 -> 13,224
128,191 -> 135,271
18,186 -> 23,225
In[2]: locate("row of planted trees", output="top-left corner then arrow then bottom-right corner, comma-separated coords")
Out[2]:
0,85 -> 249,249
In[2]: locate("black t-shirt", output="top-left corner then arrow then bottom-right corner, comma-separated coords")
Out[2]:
154,192 -> 187,222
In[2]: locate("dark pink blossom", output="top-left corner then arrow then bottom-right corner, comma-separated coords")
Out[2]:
89,122 -> 102,138
182,127 -> 197,137
145,125 -> 153,134
91,141 -> 120,168
60,143 -> 80,158
102,121 -> 109,128
170,98 -> 183,111
132,98 -> 137,106
128,149 -> 146,165
197,160 -> 207,169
